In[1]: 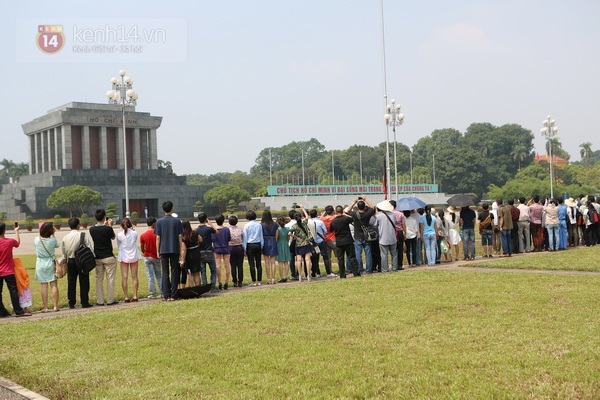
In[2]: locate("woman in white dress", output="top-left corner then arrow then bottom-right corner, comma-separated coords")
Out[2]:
117,218 -> 142,302
445,206 -> 462,261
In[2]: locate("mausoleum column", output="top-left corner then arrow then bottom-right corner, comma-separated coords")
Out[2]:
50,128 -> 60,170
61,124 -> 73,169
133,128 -> 141,169
149,128 -> 158,170
32,134 -> 38,174
100,126 -> 108,169
41,130 -> 47,172
82,125 -> 91,169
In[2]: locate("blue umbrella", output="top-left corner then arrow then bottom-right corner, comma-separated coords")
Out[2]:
395,197 -> 427,211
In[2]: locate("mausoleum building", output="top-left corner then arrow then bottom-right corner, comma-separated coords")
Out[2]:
0,102 -> 201,220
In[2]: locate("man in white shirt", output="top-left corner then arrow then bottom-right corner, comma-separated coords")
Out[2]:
61,217 -> 95,309
374,201 -> 398,272
517,197 -> 531,253
308,209 -> 334,277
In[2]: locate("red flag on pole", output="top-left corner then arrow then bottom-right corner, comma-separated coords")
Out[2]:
382,155 -> 388,200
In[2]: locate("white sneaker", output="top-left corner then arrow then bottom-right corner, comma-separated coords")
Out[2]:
249,283 -> 257,287
327,273 -> 338,277
256,282 -> 262,286
147,295 -> 157,299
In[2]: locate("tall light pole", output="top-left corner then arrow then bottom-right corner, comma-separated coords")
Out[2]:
106,69 -> 138,218
409,151 -> 413,194
384,98 -> 405,198
541,115 -> 559,198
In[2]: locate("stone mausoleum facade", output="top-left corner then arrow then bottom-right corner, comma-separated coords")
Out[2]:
0,102 -> 201,220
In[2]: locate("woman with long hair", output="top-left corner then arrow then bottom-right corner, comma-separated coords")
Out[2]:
261,210 -> 278,284
181,220 -> 202,287
212,215 -> 231,289
275,215 -> 291,282
445,207 -> 462,261
117,218 -> 142,302
34,222 -> 60,312
227,215 -> 244,287
437,210 -> 451,263
419,205 -> 438,266
289,207 -> 313,282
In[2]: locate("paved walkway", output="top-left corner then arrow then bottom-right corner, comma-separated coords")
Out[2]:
0,377 -> 49,400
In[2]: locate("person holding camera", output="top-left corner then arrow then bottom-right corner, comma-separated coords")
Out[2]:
288,206 -> 313,282
0,222 -> 27,317
345,196 -> 375,274
90,209 -> 118,306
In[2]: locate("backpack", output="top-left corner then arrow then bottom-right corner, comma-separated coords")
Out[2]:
74,232 -> 96,273
480,214 -> 492,229
589,208 -> 600,224
358,211 -> 378,242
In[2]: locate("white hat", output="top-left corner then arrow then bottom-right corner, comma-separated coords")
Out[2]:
565,198 -> 577,207
172,213 -> 178,218
376,200 -> 394,212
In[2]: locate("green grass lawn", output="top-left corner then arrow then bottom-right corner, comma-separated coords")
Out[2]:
462,245 -> 600,272
1,267 -> 599,399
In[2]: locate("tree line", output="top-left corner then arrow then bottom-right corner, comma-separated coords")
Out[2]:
186,122 -> 598,203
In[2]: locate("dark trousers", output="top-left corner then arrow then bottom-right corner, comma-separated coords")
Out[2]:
289,240 -> 297,278
230,245 -> 244,284
396,232 -> 405,268
567,223 -> 578,246
310,242 -> 331,276
512,224 -> 520,253
530,223 -> 543,251
246,242 -> 262,282
585,224 -> 598,246
0,274 -> 23,316
161,253 -> 181,299
67,258 -> 90,307
335,243 -> 359,277
405,237 -> 417,265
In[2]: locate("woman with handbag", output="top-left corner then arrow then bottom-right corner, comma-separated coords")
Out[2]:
289,206 -> 313,282
34,222 -> 60,312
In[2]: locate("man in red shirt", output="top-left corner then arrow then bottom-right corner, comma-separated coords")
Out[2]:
0,223 -> 26,317
140,217 -> 162,298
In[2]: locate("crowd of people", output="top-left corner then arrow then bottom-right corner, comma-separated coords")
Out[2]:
0,194 -> 598,316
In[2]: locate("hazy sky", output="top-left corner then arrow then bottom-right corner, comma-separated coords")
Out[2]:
2,1 -> 599,176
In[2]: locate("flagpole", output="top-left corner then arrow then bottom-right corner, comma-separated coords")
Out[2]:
381,0 -> 391,198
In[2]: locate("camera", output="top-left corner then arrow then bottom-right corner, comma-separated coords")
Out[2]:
358,197 -> 363,200
14,222 -> 18,228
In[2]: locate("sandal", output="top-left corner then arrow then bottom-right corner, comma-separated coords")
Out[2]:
131,298 -> 138,302
124,298 -> 131,303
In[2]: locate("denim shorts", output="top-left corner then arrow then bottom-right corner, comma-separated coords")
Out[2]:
481,229 -> 493,246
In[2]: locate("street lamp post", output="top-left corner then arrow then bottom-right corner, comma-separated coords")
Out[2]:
106,69 -> 138,218
541,115 -> 559,199
384,98 -> 405,198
